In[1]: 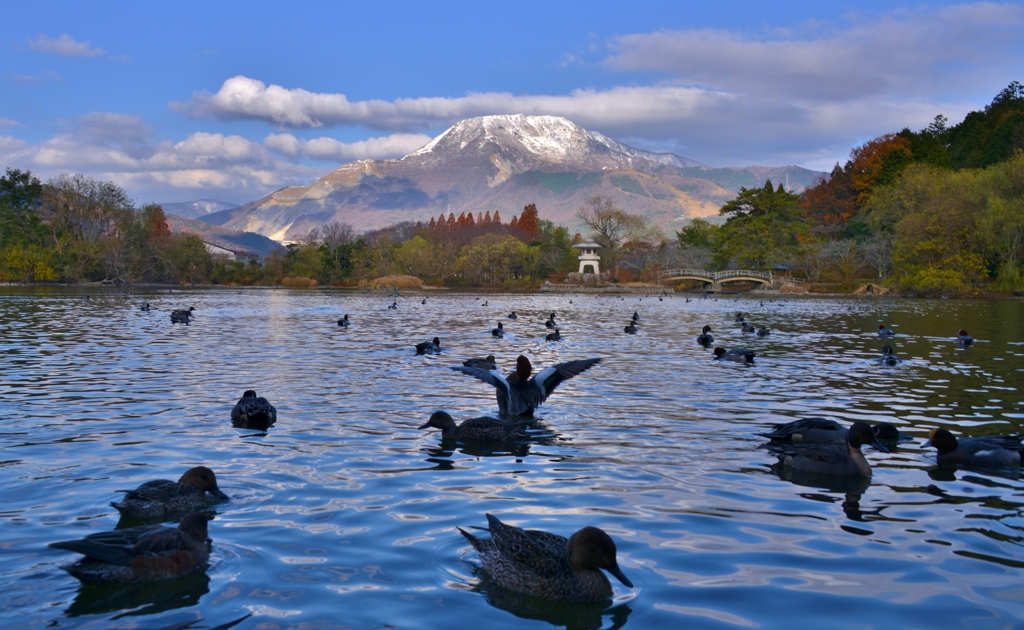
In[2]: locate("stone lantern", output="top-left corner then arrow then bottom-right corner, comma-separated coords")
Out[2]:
572,240 -> 603,274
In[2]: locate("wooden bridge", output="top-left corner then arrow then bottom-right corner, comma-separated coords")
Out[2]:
659,268 -> 797,292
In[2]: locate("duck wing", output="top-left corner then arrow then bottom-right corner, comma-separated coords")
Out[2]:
117,479 -> 195,503
761,418 -> 844,441
132,527 -> 199,555
49,525 -> 163,566
486,514 -> 568,579
450,367 -> 511,404
532,358 -> 602,399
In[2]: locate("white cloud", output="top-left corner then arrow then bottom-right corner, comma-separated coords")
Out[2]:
28,34 -> 106,58
170,3 -> 1023,168
3,70 -> 64,84
174,74 -> 720,132
603,2 -> 1024,100
264,132 -> 432,161
1,113 -> 320,202
0,118 -> 22,127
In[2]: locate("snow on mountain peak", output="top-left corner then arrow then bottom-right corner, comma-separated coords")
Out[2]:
408,114 -> 702,169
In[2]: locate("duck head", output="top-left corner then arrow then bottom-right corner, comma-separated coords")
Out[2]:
515,355 -> 532,380
713,347 -> 726,359
702,325 -> 713,334
179,512 -> 214,543
922,427 -> 958,455
847,422 -> 889,453
497,322 -> 503,330
178,466 -> 229,499
568,526 -> 633,588
418,411 -> 456,431
873,422 -> 909,443
432,337 -> 441,347
241,390 -> 257,399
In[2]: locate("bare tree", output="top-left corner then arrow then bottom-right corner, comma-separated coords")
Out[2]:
320,221 -> 356,249
576,196 -> 653,280
860,233 -> 894,279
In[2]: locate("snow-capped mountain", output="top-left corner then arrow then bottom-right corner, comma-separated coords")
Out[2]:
204,115 -> 820,241
159,199 -> 238,220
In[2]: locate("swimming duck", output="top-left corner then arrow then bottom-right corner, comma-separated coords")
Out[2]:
110,466 -> 229,519
49,513 -> 212,584
762,418 -> 911,445
231,390 -> 276,426
923,428 -> 1023,467
545,329 -> 562,342
713,347 -> 755,363
459,513 -> 632,603
170,307 -> 195,324
877,324 -> 895,338
631,311 -> 640,322
741,322 -> 755,333
624,322 -> 637,334
879,344 -> 902,366
422,298 -> 427,304
415,337 -> 442,355
463,355 -> 497,370
140,303 -> 150,312
735,312 -> 744,322
756,327 -> 770,337
774,422 -> 888,477
508,311 -> 518,320
545,313 -> 557,329
492,322 -> 505,338
388,302 -> 398,310
451,355 -> 601,417
337,314 -> 351,327
418,411 -> 522,442
956,330 -> 974,347
696,325 -> 714,346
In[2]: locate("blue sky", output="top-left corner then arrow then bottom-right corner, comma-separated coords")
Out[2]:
1,1 -> 1021,204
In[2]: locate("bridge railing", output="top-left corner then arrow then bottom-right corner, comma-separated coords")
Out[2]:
659,269 -> 775,282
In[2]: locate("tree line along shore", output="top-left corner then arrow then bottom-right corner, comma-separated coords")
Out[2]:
2,83 -> 1022,297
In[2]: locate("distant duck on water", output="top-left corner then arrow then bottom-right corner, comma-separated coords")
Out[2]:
696,325 -> 714,346
545,313 -> 557,329
170,307 -> 195,324
741,322 -> 755,333
508,311 -> 518,320
877,324 -> 895,338
416,337 -> 442,355
545,328 -> 561,342
756,327 -> 770,337
956,330 -> 974,347
492,322 -> 505,338
231,390 -> 277,427
337,314 -> 351,327
713,347 -> 755,363
463,355 -> 497,370
139,303 -> 150,312
624,321 -> 637,334
879,344 -> 902,366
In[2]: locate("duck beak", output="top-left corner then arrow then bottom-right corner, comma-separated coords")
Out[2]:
870,437 -> 890,454
921,439 -> 933,449
607,563 -> 633,588
417,421 -> 431,430
211,487 -> 229,500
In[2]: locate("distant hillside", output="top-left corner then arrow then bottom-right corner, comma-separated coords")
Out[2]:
209,115 -> 822,241
159,199 -> 238,220
165,214 -> 285,257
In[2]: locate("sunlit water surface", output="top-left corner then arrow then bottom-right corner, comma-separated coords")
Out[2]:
1,287 -> 1023,629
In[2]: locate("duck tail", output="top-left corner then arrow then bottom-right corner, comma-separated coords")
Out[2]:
457,527 -> 482,549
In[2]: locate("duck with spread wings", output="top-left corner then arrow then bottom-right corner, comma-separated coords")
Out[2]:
450,355 -> 601,417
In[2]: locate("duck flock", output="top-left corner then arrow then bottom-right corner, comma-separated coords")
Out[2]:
44,295 -> 1022,609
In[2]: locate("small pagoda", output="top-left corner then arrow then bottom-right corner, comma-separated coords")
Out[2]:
572,240 -> 603,275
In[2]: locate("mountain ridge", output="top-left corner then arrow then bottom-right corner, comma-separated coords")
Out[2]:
204,115 -> 821,241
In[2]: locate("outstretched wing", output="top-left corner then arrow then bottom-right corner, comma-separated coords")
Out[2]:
535,358 -> 602,398
450,367 -> 510,407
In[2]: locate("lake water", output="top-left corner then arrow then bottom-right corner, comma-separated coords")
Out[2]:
1,287 -> 1022,629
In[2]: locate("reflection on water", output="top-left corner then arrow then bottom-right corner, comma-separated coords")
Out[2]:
0,287 -> 1022,628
